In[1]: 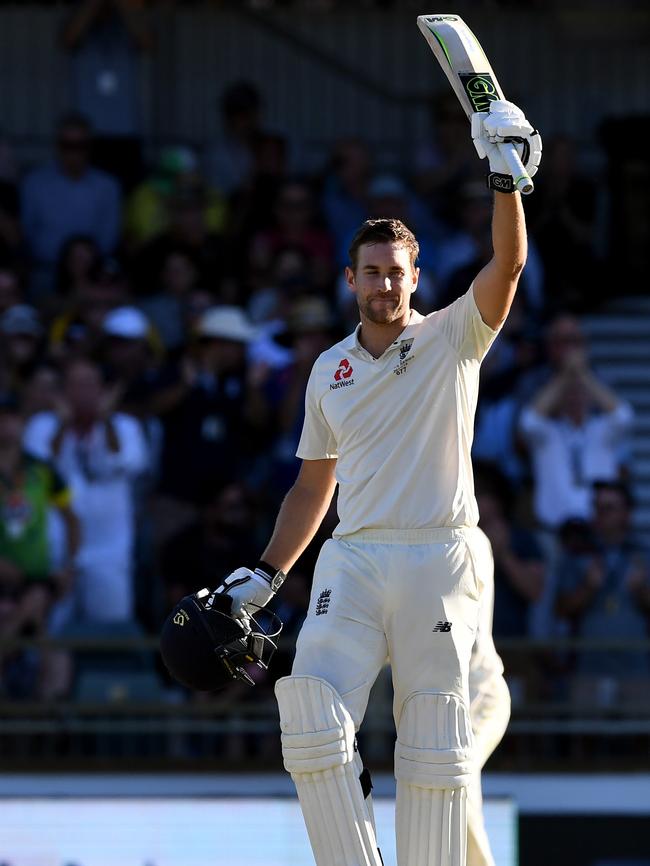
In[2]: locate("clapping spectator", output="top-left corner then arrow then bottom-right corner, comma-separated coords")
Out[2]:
519,342 -> 634,531
21,113 -> 121,301
23,358 -> 148,625
555,481 -> 650,705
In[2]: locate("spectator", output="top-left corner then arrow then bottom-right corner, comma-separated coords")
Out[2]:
161,479 -> 263,611
0,305 -> 45,393
269,295 -> 337,494
206,80 -> 266,196
0,392 -> 80,642
54,234 -> 102,300
519,344 -> 634,531
23,358 -> 148,624
137,247 -> 201,353
49,257 -> 127,361
555,481 -> 650,705
475,465 -> 546,638
130,178 -> 225,298
321,138 -> 372,269
21,113 -> 121,300
22,363 -> 63,421
151,306 -> 269,503
249,179 -> 335,295
100,305 -> 163,413
125,147 -> 226,250
61,0 -> 153,190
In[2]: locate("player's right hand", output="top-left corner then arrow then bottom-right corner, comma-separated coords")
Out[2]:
210,564 -> 285,619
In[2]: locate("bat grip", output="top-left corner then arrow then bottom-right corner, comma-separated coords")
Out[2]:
498,141 -> 534,195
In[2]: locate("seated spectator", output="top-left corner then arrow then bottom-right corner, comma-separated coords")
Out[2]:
21,112 -> 121,300
151,306 -> 269,503
0,305 -> 45,393
249,179 -> 335,296
555,481 -> 650,705
321,137 -> 372,269
519,343 -> 634,531
0,391 -> 79,633
161,479 -> 263,611
49,257 -> 127,361
475,463 -> 545,638
125,147 -> 226,249
54,234 -> 102,302
138,247 -> 202,353
23,358 -> 149,624
21,363 -> 63,420
268,296 -> 337,496
130,178 -> 225,298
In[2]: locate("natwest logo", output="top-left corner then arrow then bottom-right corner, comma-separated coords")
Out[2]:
330,358 -> 355,390
334,358 -> 353,381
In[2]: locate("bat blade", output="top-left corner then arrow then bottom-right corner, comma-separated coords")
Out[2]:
417,14 -> 534,195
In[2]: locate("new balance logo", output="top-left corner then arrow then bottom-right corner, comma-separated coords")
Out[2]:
315,589 -> 332,616
432,621 -> 452,632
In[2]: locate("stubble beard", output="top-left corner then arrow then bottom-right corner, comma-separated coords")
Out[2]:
358,296 -> 405,325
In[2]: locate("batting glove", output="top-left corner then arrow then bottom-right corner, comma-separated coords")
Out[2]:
472,99 -> 542,193
211,561 -> 286,620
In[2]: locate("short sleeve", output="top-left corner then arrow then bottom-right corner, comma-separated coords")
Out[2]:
429,284 -> 500,361
296,363 -> 338,460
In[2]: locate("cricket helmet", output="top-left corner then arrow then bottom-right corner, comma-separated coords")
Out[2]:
160,588 -> 282,690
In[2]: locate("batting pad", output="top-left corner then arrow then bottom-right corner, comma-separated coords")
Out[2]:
394,691 -> 472,866
275,675 -> 383,866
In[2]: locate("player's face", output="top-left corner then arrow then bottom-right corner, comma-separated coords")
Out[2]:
346,242 -> 418,326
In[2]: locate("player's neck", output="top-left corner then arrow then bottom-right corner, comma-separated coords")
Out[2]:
358,311 -> 411,359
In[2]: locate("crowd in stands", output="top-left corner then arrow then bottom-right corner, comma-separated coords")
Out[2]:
0,1 -> 648,732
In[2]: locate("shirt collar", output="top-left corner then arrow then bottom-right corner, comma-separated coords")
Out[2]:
342,309 -> 424,356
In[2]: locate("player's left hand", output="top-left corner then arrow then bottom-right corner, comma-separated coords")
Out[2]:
472,99 -> 542,189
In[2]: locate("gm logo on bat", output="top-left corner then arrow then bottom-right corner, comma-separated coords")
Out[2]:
459,72 -> 499,113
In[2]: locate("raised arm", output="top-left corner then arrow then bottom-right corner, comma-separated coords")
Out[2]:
472,191 -> 527,330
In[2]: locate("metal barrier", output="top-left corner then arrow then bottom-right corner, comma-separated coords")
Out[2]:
0,635 -> 648,769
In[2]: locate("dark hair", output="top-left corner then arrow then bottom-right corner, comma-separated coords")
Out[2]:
348,218 -> 419,272
593,479 -> 635,510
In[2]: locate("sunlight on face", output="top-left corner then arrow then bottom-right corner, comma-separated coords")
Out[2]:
346,242 -> 418,326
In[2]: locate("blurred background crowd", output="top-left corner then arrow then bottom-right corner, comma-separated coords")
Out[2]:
0,0 -> 648,767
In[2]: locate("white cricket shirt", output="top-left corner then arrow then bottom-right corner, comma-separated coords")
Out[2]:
296,286 -> 500,537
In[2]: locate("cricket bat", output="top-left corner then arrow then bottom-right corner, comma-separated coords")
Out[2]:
417,13 -> 534,195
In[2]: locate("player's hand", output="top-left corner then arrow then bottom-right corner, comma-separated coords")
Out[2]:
471,99 -> 542,190
211,563 -> 285,620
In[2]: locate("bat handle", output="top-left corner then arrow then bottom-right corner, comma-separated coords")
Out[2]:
498,141 -> 534,195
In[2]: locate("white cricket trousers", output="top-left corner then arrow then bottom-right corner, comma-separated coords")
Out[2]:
292,527 -> 483,744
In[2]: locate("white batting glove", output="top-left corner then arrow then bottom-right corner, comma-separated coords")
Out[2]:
211,563 -> 286,620
472,100 -> 542,191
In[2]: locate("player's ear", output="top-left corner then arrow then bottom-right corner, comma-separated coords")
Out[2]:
410,266 -> 420,294
344,266 -> 356,294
